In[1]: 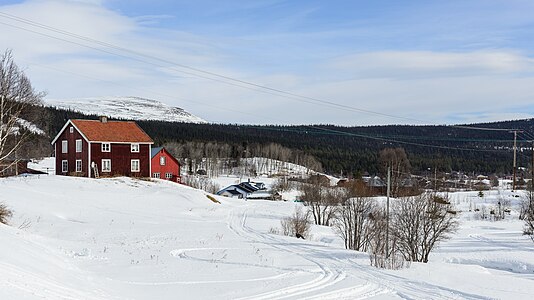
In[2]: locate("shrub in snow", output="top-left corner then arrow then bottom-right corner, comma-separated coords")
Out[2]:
0,203 -> 13,225
363,207 -> 410,269
181,175 -> 220,194
390,193 -> 459,263
333,196 -> 377,252
369,252 -> 411,270
281,206 -> 311,239
299,177 -> 341,226
522,191 -> 534,241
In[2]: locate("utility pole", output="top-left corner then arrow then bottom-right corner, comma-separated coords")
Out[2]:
531,140 -> 533,207
386,165 -> 391,260
434,167 -> 437,191
513,131 -> 517,191
510,130 -> 523,191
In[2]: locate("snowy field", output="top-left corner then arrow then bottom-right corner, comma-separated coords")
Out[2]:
1,175 -> 533,300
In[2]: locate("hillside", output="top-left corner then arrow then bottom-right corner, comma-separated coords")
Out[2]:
42,105 -> 534,176
1,175 -> 533,299
47,97 -> 207,124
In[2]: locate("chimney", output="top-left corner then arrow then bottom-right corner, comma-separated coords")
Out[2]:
99,116 -> 108,123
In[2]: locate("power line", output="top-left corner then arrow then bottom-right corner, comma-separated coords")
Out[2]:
18,59 -> 282,124
0,11 -> 524,132
249,125 -> 520,153
20,56 -> 526,154
2,11 -> 532,158
0,13 -> 418,122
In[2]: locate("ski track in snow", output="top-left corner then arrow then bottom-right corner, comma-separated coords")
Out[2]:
226,207 -> 499,300
226,208 -> 387,300
2,176 -> 533,299
0,262 -> 114,300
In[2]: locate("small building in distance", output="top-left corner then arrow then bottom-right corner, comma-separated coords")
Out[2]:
217,180 -> 270,199
51,117 -> 153,178
151,147 -> 181,183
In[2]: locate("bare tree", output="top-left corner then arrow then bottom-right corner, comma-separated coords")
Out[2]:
494,190 -> 511,221
332,180 -> 377,251
299,177 -> 340,226
0,50 -> 44,172
378,147 -> 411,197
522,190 -> 534,241
281,206 -> 311,238
333,195 -> 377,251
0,203 -> 12,225
367,207 -> 409,269
390,193 -> 458,263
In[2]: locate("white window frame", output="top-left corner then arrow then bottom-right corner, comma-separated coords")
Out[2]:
101,143 -> 111,152
160,156 -> 166,166
69,127 -> 73,133
62,140 -> 68,153
75,159 -> 82,172
62,160 -> 68,172
165,172 -> 173,179
131,143 -> 140,153
101,159 -> 111,172
131,159 -> 140,172
75,139 -> 82,152
152,173 -> 160,178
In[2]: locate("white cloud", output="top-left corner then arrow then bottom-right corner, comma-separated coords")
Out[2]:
326,51 -> 534,79
1,1 -> 534,126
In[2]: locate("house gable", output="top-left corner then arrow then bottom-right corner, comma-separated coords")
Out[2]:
53,122 -> 89,176
51,120 -> 90,145
150,147 -> 180,183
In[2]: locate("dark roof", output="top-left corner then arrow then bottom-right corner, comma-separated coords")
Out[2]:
151,147 -> 163,158
225,189 -> 242,195
238,182 -> 259,193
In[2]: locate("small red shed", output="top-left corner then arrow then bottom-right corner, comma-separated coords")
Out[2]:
151,147 -> 181,183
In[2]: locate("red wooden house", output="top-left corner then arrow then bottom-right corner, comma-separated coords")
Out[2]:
51,117 -> 153,178
151,147 -> 181,183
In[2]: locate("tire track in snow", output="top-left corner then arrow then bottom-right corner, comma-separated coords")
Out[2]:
338,256 -> 493,300
301,282 -> 388,300
227,208 -> 370,300
0,262 -> 118,300
227,206 -> 491,300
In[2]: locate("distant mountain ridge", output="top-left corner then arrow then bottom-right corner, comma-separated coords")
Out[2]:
46,96 -> 207,124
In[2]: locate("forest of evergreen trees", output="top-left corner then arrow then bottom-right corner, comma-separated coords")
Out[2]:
44,106 -> 534,177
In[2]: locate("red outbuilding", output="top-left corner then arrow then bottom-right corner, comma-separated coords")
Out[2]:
51,117 -> 153,178
151,147 -> 181,183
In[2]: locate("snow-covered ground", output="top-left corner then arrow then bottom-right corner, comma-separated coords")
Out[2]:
1,175 -> 533,299
47,96 -> 207,124
27,157 -> 55,175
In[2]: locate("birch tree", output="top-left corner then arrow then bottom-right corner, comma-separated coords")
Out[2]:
0,50 -> 44,172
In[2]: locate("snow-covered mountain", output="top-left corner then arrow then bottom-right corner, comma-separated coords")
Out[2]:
47,96 -> 207,123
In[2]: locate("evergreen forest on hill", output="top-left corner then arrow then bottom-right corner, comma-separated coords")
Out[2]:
44,106 -> 534,177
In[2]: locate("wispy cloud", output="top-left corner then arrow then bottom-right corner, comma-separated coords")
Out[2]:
1,0 -> 534,125
326,51 -> 534,79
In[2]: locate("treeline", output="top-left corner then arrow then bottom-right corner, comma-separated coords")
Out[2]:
163,141 -> 322,176
43,105 -> 534,176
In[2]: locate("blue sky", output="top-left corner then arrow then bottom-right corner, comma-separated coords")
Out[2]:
1,0 -> 534,125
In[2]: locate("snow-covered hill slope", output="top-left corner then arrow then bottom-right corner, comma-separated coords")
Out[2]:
47,96 -> 207,123
1,176 -> 533,299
